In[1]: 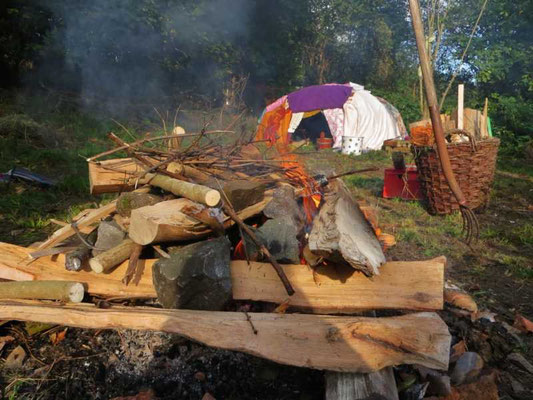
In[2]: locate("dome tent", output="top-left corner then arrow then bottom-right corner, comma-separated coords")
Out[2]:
255,83 -> 406,152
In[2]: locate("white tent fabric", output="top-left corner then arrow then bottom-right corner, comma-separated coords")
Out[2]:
342,84 -> 401,151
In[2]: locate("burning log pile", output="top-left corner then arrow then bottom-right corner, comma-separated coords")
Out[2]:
0,128 -> 460,395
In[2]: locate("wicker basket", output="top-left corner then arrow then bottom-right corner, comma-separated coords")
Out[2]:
413,136 -> 500,215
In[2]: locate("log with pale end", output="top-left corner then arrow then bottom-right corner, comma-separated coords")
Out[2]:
89,238 -> 136,273
147,173 -> 221,207
0,281 -> 84,303
0,242 -> 156,298
0,300 -> 451,372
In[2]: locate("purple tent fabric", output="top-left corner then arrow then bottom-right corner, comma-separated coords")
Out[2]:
287,84 -> 353,112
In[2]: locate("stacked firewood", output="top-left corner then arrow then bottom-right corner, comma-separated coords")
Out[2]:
0,128 -> 460,395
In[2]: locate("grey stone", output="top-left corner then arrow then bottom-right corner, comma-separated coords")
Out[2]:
507,353 -> 533,375
450,352 -> 484,385
221,180 -> 265,211
152,236 -> 231,310
263,185 -> 305,231
93,220 -> 125,256
245,218 -> 300,264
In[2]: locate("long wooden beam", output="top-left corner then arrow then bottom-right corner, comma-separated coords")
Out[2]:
231,258 -> 445,312
0,243 -> 445,310
0,300 -> 451,372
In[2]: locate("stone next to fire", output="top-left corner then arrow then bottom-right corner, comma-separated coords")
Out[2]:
152,236 -> 231,310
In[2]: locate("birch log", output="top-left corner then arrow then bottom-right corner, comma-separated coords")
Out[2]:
89,239 -> 136,273
0,281 -> 84,302
147,173 -> 221,207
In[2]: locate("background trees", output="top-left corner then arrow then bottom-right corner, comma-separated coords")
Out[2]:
0,0 -> 531,145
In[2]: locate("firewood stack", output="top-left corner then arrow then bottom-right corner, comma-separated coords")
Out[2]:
0,128 -> 457,396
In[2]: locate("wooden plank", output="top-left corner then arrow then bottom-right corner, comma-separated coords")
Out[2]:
231,258 -> 445,312
0,300 -> 451,372
0,242 -> 156,298
36,201 -> 117,251
88,158 -> 144,195
325,369 -> 399,400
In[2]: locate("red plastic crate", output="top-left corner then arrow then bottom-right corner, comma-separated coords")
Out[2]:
382,165 -> 423,200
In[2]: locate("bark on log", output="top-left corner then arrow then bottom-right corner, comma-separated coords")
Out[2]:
325,369 -> 399,400
0,281 -> 84,302
231,257 -> 445,312
167,162 -> 211,184
146,173 -> 221,207
0,242 -> 155,297
0,300 -> 451,372
116,192 -> 163,217
309,180 -> 386,276
89,239 -> 136,273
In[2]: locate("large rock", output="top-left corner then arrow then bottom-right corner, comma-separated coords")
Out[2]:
152,236 -> 231,310
220,180 -> 265,211
93,220 -> 126,256
244,218 -> 300,264
263,185 -> 305,231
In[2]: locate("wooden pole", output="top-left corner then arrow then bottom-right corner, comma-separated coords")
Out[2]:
457,84 -> 464,130
408,0 -> 479,242
146,173 -> 221,207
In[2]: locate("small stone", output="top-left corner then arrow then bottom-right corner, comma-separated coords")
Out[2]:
507,353 -> 533,375
93,220 -> 125,256
4,345 -> 26,369
427,374 -> 452,397
194,371 -> 206,381
450,352 -> 484,385
152,236 -> 231,310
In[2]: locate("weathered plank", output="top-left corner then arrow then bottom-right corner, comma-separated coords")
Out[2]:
88,158 -> 144,195
0,300 -> 451,372
325,369 -> 399,400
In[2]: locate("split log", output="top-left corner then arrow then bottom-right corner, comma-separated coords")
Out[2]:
309,180 -> 386,276
0,281 -> 84,303
0,242 -> 156,297
231,257 -> 445,312
146,173 -> 221,207
129,194 -> 272,245
89,238 -> 136,273
325,369 -> 399,400
36,201 -> 117,251
0,300 -> 451,372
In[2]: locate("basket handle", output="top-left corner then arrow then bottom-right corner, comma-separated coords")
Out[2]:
444,129 -> 477,152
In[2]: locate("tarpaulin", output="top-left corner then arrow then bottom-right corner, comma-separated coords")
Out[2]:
287,84 -> 352,112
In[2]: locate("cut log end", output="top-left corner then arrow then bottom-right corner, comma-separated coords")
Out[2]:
68,283 -> 85,303
205,190 -> 221,207
89,259 -> 105,274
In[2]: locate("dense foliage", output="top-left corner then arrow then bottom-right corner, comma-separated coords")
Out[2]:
0,0 -> 531,151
